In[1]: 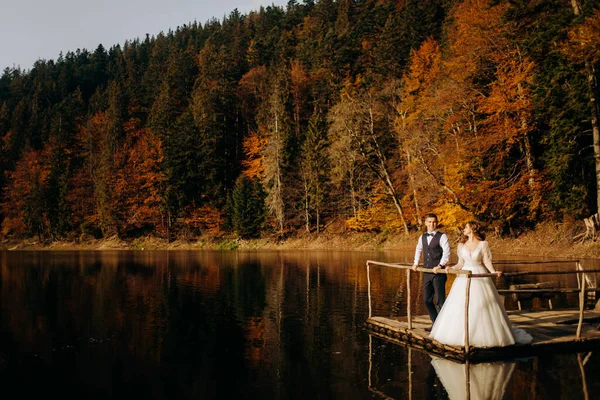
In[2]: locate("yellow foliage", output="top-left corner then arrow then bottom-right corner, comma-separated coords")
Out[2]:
432,202 -> 474,230
404,38 -> 441,95
442,161 -> 467,192
345,193 -> 405,232
563,10 -> 600,65
242,130 -> 268,179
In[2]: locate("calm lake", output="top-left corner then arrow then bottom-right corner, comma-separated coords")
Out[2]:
1,250 -> 599,399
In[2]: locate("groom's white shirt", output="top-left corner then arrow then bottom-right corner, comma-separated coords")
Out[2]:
413,230 -> 450,267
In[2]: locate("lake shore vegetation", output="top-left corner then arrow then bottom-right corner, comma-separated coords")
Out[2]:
2,220 -> 599,260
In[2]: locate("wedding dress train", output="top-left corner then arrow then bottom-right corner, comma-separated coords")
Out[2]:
429,241 -> 532,347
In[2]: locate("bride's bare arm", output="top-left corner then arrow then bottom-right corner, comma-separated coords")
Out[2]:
482,241 -> 502,276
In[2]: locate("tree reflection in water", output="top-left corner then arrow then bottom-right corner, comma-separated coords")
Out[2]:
0,251 -> 598,399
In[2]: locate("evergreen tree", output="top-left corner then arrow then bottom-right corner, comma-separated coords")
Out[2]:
258,69 -> 290,234
232,175 -> 265,238
300,110 -> 329,232
509,0 -> 594,218
45,88 -> 85,237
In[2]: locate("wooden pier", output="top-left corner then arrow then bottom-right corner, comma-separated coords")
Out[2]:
365,260 -> 600,362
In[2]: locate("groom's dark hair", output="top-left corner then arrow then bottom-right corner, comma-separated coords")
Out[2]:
423,213 -> 438,221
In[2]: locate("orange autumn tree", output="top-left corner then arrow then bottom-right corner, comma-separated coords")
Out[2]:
241,127 -> 268,179
1,146 -> 52,238
475,49 -> 544,222
394,37 -> 474,228
436,0 -> 511,224
449,0 -> 544,227
238,67 -> 269,180
182,204 -> 224,237
398,0 -> 545,230
395,38 -> 464,226
112,118 -> 167,236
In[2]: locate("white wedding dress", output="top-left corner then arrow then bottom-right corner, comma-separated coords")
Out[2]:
431,356 -> 516,400
429,241 -> 532,347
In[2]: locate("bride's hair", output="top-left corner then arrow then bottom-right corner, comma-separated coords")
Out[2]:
460,220 -> 486,243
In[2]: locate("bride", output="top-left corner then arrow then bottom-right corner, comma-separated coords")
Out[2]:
429,221 -> 532,347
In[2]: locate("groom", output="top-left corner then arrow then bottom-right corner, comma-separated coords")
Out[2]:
411,213 -> 450,324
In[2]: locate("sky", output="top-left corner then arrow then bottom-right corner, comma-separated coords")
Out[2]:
0,0 -> 289,72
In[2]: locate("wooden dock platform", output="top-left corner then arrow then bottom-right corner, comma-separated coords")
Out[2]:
365,310 -> 600,362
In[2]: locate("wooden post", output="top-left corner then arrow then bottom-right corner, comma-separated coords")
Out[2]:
367,262 -> 372,318
577,270 -> 586,339
577,261 -> 597,309
465,360 -> 471,400
408,347 -> 413,400
407,269 -> 413,329
577,353 -> 590,400
576,261 -> 582,292
368,334 -> 372,388
464,272 -> 472,357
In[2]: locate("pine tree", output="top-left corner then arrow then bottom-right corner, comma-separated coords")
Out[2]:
258,70 -> 290,234
232,175 -> 265,238
300,110 -> 328,232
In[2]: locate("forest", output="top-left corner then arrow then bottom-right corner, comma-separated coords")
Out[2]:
1,0 -> 600,242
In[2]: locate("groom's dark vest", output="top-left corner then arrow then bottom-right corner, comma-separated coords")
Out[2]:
422,231 -> 443,269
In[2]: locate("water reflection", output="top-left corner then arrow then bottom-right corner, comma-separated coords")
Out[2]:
430,357 -> 515,400
366,332 -> 516,400
0,250 -> 598,399
367,332 -> 596,400
0,250 -> 404,399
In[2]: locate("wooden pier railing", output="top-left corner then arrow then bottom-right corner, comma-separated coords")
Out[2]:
366,259 -> 600,357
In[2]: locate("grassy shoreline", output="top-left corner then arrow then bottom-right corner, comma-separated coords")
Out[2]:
2,221 -> 599,259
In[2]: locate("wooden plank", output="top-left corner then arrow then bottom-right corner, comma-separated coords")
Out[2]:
366,310 -> 600,362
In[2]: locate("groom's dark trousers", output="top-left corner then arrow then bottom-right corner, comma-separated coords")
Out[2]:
422,232 -> 447,322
